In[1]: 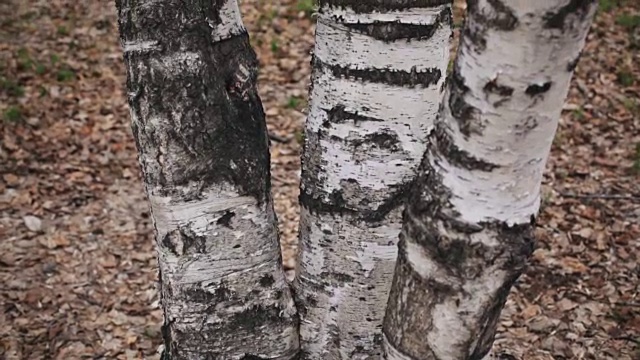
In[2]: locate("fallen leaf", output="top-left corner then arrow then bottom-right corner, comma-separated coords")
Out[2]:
23,215 -> 42,232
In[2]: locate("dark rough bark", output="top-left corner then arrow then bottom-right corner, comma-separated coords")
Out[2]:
115,1 -> 299,359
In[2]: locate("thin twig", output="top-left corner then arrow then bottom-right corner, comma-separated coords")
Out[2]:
613,336 -> 640,345
615,301 -> 640,308
559,193 -> 640,201
268,132 -> 291,144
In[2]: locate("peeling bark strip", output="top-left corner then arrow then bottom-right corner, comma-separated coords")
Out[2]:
114,1 -> 299,359
383,1 -> 597,359
294,1 -> 452,359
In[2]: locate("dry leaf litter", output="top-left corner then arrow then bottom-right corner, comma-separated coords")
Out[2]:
0,0 -> 638,359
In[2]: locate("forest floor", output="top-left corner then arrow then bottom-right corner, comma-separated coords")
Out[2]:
0,1 -> 638,359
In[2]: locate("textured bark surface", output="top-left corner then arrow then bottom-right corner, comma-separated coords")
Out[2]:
293,1 -> 452,359
115,1 -> 299,359
382,1 -> 598,359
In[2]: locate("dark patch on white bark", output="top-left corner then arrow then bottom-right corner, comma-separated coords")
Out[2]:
184,284 -> 231,304
341,8 -> 451,42
364,181 -> 413,222
259,274 -> 276,287
483,78 -> 513,97
300,190 -> 354,217
448,66 -> 483,137
241,355 -> 270,360
525,82 -> 552,97
162,228 -> 207,256
315,57 -> 442,88
322,105 -> 384,126
320,271 -> 356,283
117,0 -> 272,203
464,0 -> 518,52
299,180 -> 411,223
433,123 -> 499,171
514,116 -> 539,137
216,210 -> 235,228
318,0 -> 451,14
228,304 -> 285,331
351,131 -> 401,151
544,0 -> 597,30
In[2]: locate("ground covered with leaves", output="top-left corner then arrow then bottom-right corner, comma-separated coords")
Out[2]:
0,1 -> 638,359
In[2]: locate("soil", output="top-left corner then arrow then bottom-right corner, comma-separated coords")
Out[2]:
0,1 -> 638,359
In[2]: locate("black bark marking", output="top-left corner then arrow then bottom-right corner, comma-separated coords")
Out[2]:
464,0 -> 518,52
434,123 -> 499,172
525,82 -> 552,97
351,131 -> 401,151
228,304 -> 283,331
342,8 -> 451,42
315,58 -> 442,88
483,78 -> 514,107
162,228 -> 207,256
216,210 -> 235,228
544,0 -> 597,30
299,176 -> 411,223
241,355 -> 269,360
484,0 -> 518,30
300,180 -> 412,223
345,22 -> 439,42
364,181 -> 413,222
448,66 -> 483,137
259,274 -> 275,287
300,190 -> 355,217
483,79 -> 514,97
185,282 -> 233,304
318,0 -> 452,14
514,116 -> 539,137
323,104 -> 384,126
463,22 -> 487,52
320,271 -> 355,283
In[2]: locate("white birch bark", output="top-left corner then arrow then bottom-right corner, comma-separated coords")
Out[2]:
294,1 -> 452,358
382,1 -> 598,359
115,1 -> 299,359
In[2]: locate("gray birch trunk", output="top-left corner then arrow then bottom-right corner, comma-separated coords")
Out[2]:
114,1 -> 299,359
382,1 -> 598,359
293,0 -> 452,358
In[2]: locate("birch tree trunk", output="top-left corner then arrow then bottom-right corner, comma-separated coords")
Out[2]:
115,1 -> 299,359
294,1 -> 452,358
382,1 -> 598,359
